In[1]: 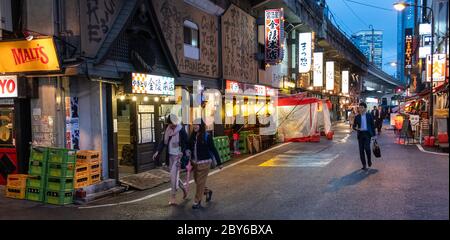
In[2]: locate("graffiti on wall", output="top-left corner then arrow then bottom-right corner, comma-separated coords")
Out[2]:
153,0 -> 219,78
222,4 -> 258,83
80,0 -> 123,57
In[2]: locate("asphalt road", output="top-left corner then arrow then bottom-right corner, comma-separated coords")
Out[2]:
0,123 -> 448,220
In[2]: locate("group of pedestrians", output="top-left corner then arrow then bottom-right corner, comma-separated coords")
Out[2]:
153,103 -> 383,208
152,114 -> 221,209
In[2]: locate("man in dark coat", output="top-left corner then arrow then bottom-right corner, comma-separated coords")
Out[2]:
353,102 -> 376,171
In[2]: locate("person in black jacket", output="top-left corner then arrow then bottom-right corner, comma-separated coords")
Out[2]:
186,119 -> 221,209
353,102 -> 376,171
153,114 -> 189,205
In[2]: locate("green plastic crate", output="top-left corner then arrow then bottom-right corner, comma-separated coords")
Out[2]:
48,148 -> 76,164
27,175 -> 46,188
30,147 -> 49,162
28,160 -> 47,176
47,162 -> 75,178
46,177 -> 74,191
45,190 -> 74,205
26,187 -> 45,202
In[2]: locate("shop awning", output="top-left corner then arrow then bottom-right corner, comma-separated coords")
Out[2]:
405,82 -> 448,101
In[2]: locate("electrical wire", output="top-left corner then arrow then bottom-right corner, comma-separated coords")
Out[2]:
326,5 -> 355,37
342,0 -> 394,12
341,0 -> 369,28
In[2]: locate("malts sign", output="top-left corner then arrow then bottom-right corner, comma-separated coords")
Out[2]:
0,76 -> 18,98
0,38 -> 60,73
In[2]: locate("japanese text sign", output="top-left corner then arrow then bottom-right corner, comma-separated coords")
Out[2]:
426,54 -> 447,82
341,70 -> 349,94
404,28 -> 413,70
313,52 -> 323,87
265,9 -> 284,65
132,73 -> 175,95
326,61 -> 334,91
298,32 -> 312,73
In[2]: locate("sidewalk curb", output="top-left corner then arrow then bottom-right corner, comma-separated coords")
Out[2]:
416,144 -> 449,156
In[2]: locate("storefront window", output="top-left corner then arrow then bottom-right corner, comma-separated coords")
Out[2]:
0,107 -> 14,147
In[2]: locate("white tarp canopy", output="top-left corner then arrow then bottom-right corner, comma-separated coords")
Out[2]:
276,96 -> 332,142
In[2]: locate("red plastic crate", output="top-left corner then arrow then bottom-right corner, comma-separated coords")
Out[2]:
424,136 -> 435,146
438,133 -> 448,143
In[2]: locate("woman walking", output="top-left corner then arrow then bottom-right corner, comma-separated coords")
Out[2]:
153,114 -> 189,205
187,119 -> 221,209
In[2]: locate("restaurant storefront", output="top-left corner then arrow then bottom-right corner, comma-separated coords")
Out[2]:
0,37 -> 60,185
223,80 -> 277,151
113,73 -> 176,175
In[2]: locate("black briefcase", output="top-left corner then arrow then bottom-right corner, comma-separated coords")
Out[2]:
373,140 -> 381,158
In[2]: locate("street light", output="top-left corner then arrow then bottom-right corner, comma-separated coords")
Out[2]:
394,1 -> 435,137
393,2 -> 407,11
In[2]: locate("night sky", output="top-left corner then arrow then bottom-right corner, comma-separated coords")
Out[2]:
326,0 -> 398,76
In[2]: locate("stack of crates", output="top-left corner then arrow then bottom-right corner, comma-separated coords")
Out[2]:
44,148 -> 76,205
213,136 -> 231,163
6,174 -> 28,199
74,159 -> 90,189
76,150 -> 101,187
26,147 -> 48,202
239,131 -> 252,154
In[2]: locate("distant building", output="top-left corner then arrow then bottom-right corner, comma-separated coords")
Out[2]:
352,30 -> 383,69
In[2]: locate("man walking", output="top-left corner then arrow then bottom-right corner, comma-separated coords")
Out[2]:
353,102 -> 376,171
371,106 -> 383,135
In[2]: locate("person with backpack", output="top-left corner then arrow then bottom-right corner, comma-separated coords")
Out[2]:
153,114 -> 189,205
186,119 -> 222,209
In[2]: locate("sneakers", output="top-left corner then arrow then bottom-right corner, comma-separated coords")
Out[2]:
192,201 -> 201,209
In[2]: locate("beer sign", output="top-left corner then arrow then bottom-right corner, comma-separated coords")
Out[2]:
0,38 -> 60,73
0,76 -> 18,98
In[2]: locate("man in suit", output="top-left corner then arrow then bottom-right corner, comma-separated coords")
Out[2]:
371,106 -> 381,135
353,102 -> 376,171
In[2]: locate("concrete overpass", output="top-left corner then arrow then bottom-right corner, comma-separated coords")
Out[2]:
361,63 -> 404,99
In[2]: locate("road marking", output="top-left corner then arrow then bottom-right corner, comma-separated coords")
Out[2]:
79,142 -> 292,209
259,153 -> 339,167
416,144 -> 449,156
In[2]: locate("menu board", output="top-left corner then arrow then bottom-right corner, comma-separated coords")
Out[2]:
138,113 -> 154,144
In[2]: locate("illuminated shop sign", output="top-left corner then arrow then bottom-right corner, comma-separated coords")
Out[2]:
131,73 -> 175,95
